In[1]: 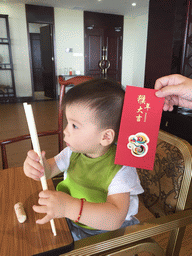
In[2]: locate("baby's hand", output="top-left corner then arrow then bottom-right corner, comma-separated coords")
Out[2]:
33,190 -> 73,224
23,150 -> 45,181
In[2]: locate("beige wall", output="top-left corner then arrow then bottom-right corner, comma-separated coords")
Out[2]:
122,6 -> 149,88
0,3 -> 32,97
54,8 -> 84,78
0,3 -> 149,97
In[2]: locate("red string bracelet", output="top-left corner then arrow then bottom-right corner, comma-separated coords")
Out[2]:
75,198 -> 86,223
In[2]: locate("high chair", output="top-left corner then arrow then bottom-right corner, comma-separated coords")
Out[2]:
60,130 -> 192,256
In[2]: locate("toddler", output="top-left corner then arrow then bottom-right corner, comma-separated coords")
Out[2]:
23,78 -> 144,241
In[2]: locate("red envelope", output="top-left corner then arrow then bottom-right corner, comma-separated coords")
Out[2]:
115,86 -> 164,170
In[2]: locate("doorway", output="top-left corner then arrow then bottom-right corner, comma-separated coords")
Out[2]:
84,11 -> 124,82
29,23 -> 55,100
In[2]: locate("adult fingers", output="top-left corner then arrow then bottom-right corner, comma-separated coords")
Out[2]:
154,74 -> 185,90
155,84 -> 183,98
155,76 -> 172,90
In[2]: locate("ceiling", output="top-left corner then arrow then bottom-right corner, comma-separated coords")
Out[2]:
1,0 -> 149,15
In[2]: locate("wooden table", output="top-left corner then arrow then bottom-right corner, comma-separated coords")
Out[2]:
0,167 -> 73,256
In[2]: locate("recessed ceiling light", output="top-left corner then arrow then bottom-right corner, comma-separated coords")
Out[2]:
98,0 -> 102,2
132,3 -> 136,6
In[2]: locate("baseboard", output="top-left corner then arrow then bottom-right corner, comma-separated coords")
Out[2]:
15,96 -> 33,103
0,96 -> 33,104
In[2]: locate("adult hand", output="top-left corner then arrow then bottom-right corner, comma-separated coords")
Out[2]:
155,74 -> 192,111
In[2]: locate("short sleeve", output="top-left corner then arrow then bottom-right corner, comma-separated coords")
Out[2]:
54,147 -> 72,172
108,166 -> 144,196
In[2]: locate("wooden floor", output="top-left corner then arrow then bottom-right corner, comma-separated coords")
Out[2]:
0,100 -> 67,169
0,100 -> 192,255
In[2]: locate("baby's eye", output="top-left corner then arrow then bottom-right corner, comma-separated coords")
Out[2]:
72,124 -> 78,129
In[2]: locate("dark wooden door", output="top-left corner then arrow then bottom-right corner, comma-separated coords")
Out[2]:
105,28 -> 123,81
84,11 -> 123,82
30,33 -> 43,91
40,25 -> 55,98
85,28 -> 104,78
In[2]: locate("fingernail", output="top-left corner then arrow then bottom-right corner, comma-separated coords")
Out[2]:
155,91 -> 162,96
155,91 -> 162,97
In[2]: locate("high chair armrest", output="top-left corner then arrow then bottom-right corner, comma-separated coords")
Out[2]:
60,209 -> 192,256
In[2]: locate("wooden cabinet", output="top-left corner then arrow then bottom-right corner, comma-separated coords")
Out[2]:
144,0 -> 187,89
181,1 -> 192,78
0,14 -> 16,102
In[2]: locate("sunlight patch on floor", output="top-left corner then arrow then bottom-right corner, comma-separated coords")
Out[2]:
34,91 -> 52,100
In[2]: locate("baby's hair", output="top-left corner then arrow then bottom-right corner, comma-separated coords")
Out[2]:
63,78 -> 125,140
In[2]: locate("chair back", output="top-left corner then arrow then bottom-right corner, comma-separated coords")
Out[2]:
137,130 -> 192,216
137,129 -> 192,254
58,75 -> 93,87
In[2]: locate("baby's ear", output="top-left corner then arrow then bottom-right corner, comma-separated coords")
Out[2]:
100,129 -> 115,146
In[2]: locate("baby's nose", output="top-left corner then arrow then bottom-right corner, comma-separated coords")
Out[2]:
64,125 -> 69,136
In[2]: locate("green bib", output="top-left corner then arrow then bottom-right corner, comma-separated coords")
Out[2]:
56,145 -> 122,229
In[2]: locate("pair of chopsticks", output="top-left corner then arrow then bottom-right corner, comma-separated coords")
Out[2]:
23,103 -> 57,236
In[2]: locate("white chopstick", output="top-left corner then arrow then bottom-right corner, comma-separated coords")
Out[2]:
23,102 -> 57,236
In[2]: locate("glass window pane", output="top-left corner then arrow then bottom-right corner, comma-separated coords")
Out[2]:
0,70 -> 12,87
0,18 -> 7,38
0,44 -> 10,64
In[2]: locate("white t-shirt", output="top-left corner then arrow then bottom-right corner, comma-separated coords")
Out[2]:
54,147 -> 144,220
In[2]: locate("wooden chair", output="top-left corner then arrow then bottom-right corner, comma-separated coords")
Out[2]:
0,76 -> 93,169
60,130 -> 192,256
58,75 -> 93,89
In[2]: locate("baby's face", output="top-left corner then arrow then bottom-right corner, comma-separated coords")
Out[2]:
63,103 -> 104,158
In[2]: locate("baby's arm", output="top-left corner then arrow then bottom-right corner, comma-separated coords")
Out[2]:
76,192 -> 130,230
23,150 -> 61,181
33,191 -> 130,230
